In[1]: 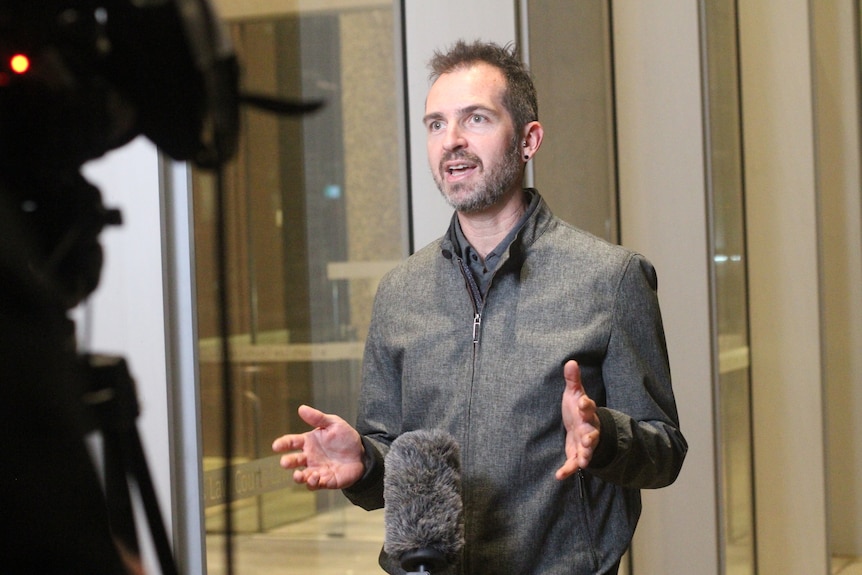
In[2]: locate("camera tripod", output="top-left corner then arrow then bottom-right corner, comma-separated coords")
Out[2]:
82,353 -> 179,575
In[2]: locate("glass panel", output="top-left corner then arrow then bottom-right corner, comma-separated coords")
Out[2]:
526,0 -> 618,242
190,3 -> 404,573
702,1 -> 757,573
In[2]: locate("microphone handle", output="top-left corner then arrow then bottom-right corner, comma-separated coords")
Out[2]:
401,547 -> 447,574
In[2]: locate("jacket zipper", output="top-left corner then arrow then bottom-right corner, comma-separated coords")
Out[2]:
453,254 -> 485,575
456,255 -> 484,345
577,468 -> 586,500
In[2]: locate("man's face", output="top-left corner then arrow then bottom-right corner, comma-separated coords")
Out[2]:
424,63 -> 522,213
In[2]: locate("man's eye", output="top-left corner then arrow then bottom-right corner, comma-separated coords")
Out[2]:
429,120 -> 443,131
471,114 -> 485,123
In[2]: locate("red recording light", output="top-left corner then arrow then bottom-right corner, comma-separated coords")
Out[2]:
10,54 -> 30,74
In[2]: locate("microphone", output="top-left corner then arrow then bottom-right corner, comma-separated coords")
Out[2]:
383,429 -> 464,574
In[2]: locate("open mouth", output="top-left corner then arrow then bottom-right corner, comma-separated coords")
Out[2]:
442,156 -> 480,180
447,163 -> 473,175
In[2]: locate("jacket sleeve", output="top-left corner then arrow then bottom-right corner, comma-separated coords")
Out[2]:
342,436 -> 387,510
342,274 -> 402,510
587,253 -> 688,489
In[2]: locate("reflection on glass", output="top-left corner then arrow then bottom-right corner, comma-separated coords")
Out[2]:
191,4 -> 404,573
703,0 -> 757,573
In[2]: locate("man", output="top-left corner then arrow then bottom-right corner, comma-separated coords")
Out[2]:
273,40 -> 687,574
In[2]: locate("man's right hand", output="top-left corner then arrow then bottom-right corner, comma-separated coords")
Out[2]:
272,405 -> 365,490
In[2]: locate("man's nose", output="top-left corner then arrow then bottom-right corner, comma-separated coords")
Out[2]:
442,125 -> 466,152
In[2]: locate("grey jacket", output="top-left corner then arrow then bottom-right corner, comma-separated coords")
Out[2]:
344,192 -> 687,575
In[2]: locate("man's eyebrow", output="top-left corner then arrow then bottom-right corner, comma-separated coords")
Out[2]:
422,105 -> 496,125
422,111 -> 444,125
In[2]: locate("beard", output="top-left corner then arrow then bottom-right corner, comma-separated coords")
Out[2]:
433,137 -> 522,213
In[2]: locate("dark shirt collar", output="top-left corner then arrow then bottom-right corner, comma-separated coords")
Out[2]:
452,189 -> 540,293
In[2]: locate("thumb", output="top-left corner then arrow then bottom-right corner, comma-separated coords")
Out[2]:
297,404 -> 331,429
556,457 -> 580,481
564,360 -> 583,394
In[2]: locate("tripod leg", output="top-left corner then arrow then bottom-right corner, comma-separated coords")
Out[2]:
124,426 -> 179,575
104,432 -> 140,555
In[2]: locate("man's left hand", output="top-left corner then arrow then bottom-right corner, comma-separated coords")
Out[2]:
556,360 -> 601,480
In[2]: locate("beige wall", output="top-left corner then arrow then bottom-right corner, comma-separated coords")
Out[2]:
611,2 -> 718,573
738,0 -> 829,572
528,0 -> 617,242
811,0 -> 862,557
614,0 -> 862,572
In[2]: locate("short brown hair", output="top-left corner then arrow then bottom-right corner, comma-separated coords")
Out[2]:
428,40 -> 538,134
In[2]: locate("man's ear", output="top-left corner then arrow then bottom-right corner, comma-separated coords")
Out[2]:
521,121 -> 544,161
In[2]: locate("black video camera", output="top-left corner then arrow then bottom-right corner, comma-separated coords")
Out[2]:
0,0 -> 240,174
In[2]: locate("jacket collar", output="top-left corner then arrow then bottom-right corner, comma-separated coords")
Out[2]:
440,188 -> 552,263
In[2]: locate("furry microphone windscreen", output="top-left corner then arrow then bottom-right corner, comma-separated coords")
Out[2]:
383,429 -> 465,568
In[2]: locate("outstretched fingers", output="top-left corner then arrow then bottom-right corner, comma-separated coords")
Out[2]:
274,435 -> 327,489
276,449 -> 307,471
272,433 -> 303,453
271,404 -> 365,491
558,359 -> 602,480
555,457 -> 579,481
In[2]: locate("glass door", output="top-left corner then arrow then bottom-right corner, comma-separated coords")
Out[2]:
701,1 -> 757,573
190,1 -> 406,572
